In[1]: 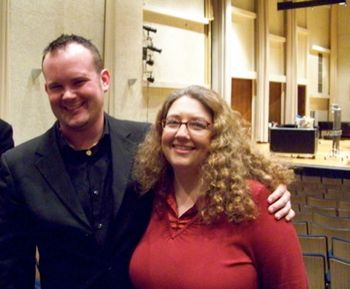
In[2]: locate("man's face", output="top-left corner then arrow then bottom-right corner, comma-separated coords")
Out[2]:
42,43 -> 110,134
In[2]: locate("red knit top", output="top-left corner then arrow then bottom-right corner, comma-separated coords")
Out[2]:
129,180 -> 308,289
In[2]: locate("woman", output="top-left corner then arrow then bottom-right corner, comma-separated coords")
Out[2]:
130,85 -> 307,289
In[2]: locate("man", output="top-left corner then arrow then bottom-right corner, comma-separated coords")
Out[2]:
0,119 -> 14,157
0,34 -> 294,289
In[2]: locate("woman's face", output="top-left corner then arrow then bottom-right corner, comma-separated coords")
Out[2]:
161,95 -> 213,175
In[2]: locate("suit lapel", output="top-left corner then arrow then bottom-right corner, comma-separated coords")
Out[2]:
109,119 -> 138,217
34,127 -> 91,229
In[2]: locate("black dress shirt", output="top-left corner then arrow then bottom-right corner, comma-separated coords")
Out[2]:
56,122 -> 113,247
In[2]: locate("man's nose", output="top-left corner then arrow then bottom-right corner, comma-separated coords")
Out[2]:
62,88 -> 75,99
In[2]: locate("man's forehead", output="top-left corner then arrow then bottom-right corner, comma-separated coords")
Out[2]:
43,43 -> 93,70
42,43 -> 95,78
49,42 -> 89,56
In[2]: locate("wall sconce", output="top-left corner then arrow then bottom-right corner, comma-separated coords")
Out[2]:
31,68 -> 42,81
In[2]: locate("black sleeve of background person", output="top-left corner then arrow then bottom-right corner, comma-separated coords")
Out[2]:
0,120 -> 14,156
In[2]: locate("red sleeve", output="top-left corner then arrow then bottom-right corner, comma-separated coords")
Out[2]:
247,180 -> 308,289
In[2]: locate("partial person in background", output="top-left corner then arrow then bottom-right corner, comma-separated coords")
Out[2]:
130,85 -> 307,289
0,119 -> 14,157
0,34 -> 294,289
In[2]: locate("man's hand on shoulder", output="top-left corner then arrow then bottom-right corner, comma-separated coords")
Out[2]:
267,184 -> 295,221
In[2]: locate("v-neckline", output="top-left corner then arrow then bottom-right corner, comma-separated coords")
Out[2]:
165,192 -> 199,239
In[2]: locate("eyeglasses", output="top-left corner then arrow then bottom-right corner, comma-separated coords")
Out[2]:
162,118 -> 211,133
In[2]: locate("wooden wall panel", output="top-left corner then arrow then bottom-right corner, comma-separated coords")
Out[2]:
231,78 -> 252,123
269,82 -> 282,124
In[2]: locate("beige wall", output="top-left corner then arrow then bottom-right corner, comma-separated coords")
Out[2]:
4,0 -> 207,144
145,0 -> 204,18
142,0 -> 208,122
7,0 -> 105,145
104,0 -> 145,122
2,0 -> 350,144
308,6 -> 330,49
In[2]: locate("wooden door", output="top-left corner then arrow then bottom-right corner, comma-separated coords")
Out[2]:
298,85 -> 306,116
231,78 -> 252,123
269,82 -> 282,125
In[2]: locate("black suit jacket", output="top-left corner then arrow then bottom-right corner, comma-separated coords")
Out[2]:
0,119 -> 14,157
0,115 -> 153,289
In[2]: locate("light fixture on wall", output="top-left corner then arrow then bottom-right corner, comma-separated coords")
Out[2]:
147,76 -> 155,83
142,24 -> 162,84
277,0 -> 347,10
146,45 -> 162,54
143,25 -> 157,33
31,68 -> 42,81
128,78 -> 137,86
146,56 -> 154,66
